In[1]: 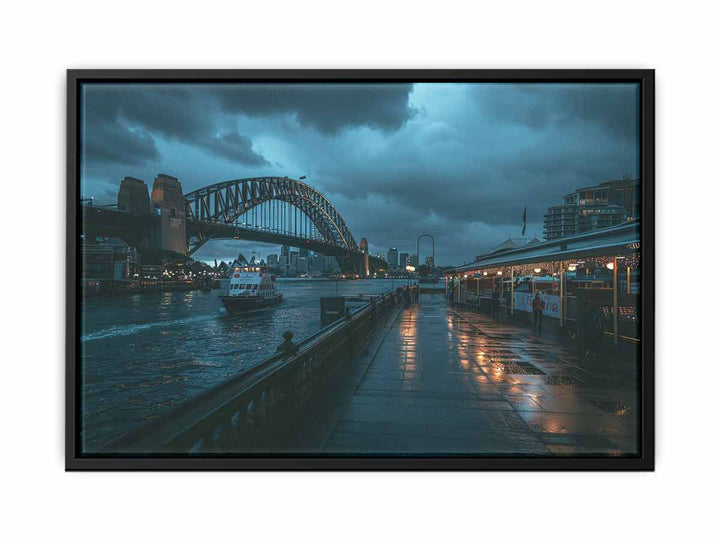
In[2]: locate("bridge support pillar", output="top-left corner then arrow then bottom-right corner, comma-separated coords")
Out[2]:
117,177 -> 150,214
359,238 -> 370,278
151,174 -> 187,256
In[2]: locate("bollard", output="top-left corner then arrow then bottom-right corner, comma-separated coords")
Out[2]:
276,330 -> 299,355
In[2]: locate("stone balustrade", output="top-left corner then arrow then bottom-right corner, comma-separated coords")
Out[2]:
103,288 -> 407,455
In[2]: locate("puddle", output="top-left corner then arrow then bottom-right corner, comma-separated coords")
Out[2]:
590,400 -> 631,415
544,375 -> 584,387
492,361 -> 546,375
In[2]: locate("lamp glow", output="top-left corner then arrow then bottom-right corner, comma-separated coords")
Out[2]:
534,268 -> 541,274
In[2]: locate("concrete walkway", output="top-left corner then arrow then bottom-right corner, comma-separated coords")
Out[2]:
322,294 -> 638,455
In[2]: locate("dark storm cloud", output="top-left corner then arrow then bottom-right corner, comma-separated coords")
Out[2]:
81,82 -> 640,265
82,85 -> 269,167
479,84 -> 639,141
217,84 -> 416,134
195,131 -> 268,165
315,84 -> 639,229
83,120 -> 160,166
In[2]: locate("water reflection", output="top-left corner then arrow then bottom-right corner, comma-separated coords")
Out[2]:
80,279 -> 400,450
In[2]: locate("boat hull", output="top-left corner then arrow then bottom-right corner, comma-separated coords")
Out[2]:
220,293 -> 283,313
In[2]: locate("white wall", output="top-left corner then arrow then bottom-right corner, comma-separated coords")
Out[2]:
2,1 -> 716,539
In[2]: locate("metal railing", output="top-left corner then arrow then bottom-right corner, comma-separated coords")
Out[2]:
103,288 -> 407,454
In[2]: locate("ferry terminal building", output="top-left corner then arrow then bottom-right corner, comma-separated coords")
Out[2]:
444,219 -> 642,349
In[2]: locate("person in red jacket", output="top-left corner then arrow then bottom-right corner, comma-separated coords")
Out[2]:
532,292 -> 545,338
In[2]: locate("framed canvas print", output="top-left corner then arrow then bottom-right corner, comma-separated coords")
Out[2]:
66,69 -> 654,470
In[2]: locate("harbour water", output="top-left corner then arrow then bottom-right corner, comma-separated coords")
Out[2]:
80,278 -> 418,451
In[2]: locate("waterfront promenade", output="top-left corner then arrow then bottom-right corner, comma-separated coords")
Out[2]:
310,294 -> 638,455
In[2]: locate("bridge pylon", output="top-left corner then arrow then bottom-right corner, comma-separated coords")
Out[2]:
151,174 -> 187,255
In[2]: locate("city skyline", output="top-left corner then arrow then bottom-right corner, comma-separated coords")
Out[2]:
80,83 -> 640,265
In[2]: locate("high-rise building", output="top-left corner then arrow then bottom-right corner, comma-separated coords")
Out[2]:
267,254 -> 279,267
577,204 -> 628,233
323,255 -> 340,274
386,248 -> 398,268
399,252 -> 409,268
311,253 -> 322,272
543,205 -> 579,240
543,178 -> 639,240
425,256 -> 434,268
280,245 -> 290,274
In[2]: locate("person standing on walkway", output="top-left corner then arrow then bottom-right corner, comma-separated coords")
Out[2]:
532,292 -> 545,338
491,287 -> 500,320
584,306 -> 606,362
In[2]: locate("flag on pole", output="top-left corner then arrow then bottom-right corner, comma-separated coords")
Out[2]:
522,206 -> 527,236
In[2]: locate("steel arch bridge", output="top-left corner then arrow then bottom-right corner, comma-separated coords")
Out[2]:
184,177 -> 384,274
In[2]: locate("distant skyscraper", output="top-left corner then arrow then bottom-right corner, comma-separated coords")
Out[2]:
387,248 -> 398,268
399,252 -> 409,268
311,253 -> 322,272
324,256 -> 340,274
280,245 -> 290,274
425,256 -> 434,268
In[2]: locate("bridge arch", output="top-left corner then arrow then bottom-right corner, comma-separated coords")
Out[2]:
184,177 -> 358,254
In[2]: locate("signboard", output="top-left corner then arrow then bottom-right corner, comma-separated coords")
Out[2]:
320,297 -> 346,328
513,292 -> 561,319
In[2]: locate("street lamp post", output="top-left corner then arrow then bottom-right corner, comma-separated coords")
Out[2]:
416,233 -> 435,270
607,258 -> 619,346
405,265 -> 415,287
510,267 -> 514,315
405,265 -> 415,303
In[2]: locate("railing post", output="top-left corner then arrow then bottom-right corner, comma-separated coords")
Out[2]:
510,267 -> 514,316
559,265 -> 564,328
613,256 -> 619,346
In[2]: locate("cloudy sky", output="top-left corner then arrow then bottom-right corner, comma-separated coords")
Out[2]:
80,82 -> 639,266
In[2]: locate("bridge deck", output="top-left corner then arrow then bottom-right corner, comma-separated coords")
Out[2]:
314,295 -> 638,455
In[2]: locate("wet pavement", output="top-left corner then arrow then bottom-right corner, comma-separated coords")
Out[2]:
322,294 -> 639,456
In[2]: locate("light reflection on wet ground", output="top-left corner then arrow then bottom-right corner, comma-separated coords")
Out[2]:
324,294 -> 638,455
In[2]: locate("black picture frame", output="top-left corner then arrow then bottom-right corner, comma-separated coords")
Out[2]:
66,69 -> 654,471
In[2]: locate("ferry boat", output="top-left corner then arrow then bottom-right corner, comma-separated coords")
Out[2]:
219,264 -> 283,313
